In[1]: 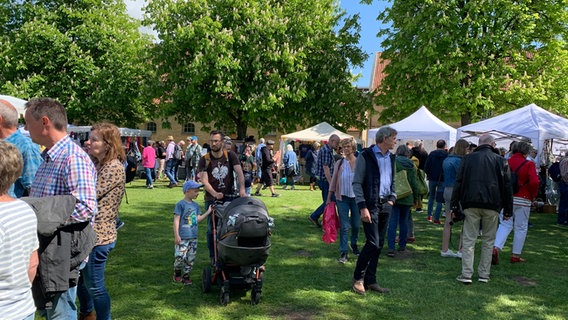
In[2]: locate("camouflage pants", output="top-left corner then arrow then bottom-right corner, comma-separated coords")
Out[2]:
174,239 -> 197,274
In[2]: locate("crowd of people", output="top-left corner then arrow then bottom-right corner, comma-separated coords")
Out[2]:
1,95 -> 566,318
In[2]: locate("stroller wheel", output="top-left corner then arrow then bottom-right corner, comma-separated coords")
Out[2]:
220,288 -> 230,306
251,288 -> 261,305
202,266 -> 212,293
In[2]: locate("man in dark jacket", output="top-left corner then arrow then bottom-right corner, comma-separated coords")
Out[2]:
424,139 -> 448,223
451,134 -> 513,284
351,126 -> 397,295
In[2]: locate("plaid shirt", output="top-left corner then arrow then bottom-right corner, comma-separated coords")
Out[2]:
316,144 -> 335,181
5,129 -> 43,198
30,135 -> 97,222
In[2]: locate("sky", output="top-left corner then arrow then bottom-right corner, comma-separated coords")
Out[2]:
123,0 -> 390,88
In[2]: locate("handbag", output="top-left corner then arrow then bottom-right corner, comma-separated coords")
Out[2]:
395,167 -> 412,199
322,202 -> 339,244
416,169 -> 428,195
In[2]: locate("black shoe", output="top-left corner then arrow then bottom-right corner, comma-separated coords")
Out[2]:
271,193 -> 280,197
350,244 -> 360,256
116,219 -> 125,230
253,192 -> 262,196
338,252 -> 348,264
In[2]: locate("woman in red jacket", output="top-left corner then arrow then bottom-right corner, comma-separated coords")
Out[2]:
493,141 -> 540,264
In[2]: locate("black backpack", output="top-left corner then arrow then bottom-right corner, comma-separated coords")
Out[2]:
511,160 -> 529,194
125,155 -> 137,183
548,162 -> 562,182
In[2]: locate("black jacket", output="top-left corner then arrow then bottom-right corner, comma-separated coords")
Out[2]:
451,145 -> 513,216
424,149 -> 448,182
22,196 -> 96,309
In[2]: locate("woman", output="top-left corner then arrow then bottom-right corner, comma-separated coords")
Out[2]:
79,123 -> 126,320
327,138 -> 360,263
305,142 -> 320,191
387,145 -> 418,257
493,141 -> 539,264
142,140 -> 156,189
239,144 -> 256,196
156,141 -> 167,180
282,144 -> 298,190
440,139 -> 470,258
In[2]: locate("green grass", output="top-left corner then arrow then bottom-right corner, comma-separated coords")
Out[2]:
101,179 -> 568,319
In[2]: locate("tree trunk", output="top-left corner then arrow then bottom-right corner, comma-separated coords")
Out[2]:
461,111 -> 472,126
236,122 -> 248,140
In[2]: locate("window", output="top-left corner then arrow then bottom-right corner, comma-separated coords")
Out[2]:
183,123 -> 195,134
147,122 -> 157,132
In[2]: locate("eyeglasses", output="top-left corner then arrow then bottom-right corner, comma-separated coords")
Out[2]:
209,139 -> 222,144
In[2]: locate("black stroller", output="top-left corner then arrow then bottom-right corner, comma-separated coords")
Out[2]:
202,197 -> 272,305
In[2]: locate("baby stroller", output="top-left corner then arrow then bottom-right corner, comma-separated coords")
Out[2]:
202,197 -> 273,305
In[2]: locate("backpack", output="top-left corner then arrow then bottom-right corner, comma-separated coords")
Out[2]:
511,160 -> 529,194
125,155 -> 138,183
173,144 -> 183,160
203,150 -> 229,171
548,162 -> 562,182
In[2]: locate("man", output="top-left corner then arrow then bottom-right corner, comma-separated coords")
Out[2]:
352,126 -> 397,295
451,134 -> 513,284
0,99 -> 42,197
424,139 -> 448,223
173,139 -> 185,181
24,97 -> 97,319
255,137 -> 266,185
308,134 -> 340,227
558,152 -> 568,225
253,140 -> 279,197
411,140 -> 428,170
164,135 -> 178,187
185,136 -> 202,181
198,130 -> 247,263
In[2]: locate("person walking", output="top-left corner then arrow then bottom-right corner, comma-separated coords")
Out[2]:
424,140 -> 448,224
282,144 -> 298,190
308,135 -> 340,227
452,134 -> 513,284
351,127 -> 397,295
493,141 -> 539,264
142,140 -> 156,189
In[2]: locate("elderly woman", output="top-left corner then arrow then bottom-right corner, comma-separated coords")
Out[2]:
387,145 -> 418,257
283,144 -> 298,190
327,138 -> 361,263
78,123 -> 126,320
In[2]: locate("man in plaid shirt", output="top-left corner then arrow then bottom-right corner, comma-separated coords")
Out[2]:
25,97 -> 97,319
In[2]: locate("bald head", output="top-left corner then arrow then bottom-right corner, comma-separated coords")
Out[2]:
0,99 -> 19,128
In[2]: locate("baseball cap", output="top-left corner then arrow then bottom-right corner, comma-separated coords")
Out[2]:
183,180 -> 203,193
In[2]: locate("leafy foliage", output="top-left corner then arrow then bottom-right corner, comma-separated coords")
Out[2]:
145,0 -> 372,138
0,0 -> 153,127
375,0 -> 568,125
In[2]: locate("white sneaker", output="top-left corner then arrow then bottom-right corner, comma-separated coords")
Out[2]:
441,250 -> 457,258
455,251 -> 462,259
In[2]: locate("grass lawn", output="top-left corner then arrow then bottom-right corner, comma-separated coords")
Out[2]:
99,179 -> 568,319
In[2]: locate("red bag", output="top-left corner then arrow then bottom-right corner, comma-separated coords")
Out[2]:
322,201 -> 340,244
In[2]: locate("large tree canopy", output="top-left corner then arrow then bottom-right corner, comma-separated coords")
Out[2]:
373,0 -> 568,125
145,0 -> 372,139
0,0 -> 153,127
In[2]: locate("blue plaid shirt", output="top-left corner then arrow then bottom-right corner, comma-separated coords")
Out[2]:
316,144 -> 335,181
5,130 -> 43,198
30,135 -> 97,222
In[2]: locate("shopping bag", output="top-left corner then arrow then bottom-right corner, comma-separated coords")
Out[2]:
395,169 -> 412,199
322,201 -> 339,244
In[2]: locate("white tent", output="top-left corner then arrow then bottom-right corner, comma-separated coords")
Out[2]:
367,106 -> 457,147
280,122 -> 353,143
0,94 -> 27,117
457,103 -> 568,160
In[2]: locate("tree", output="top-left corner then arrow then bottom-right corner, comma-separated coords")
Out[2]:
373,0 -> 568,125
144,0 -> 372,139
0,0 -> 153,127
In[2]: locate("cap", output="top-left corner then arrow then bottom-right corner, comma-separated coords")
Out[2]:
167,135 -> 174,141
267,140 -> 275,145
183,180 -> 203,193
192,136 -> 198,141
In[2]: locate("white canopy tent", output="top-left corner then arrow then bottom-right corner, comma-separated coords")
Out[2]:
457,104 -> 568,162
0,94 -> 27,117
367,106 -> 457,149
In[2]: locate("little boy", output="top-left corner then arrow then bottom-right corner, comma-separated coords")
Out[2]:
173,180 -> 212,285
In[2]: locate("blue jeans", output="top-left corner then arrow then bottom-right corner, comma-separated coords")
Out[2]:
353,203 -> 391,285
165,158 -> 177,184
145,167 -> 154,186
78,242 -> 116,320
336,196 -> 360,253
310,180 -> 333,221
38,284 -> 78,319
558,181 -> 568,224
427,180 -> 443,220
388,204 -> 411,250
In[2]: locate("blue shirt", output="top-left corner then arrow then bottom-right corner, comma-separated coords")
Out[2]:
4,130 -> 43,198
174,200 -> 202,239
373,144 -> 392,198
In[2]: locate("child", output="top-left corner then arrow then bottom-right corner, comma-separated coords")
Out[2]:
173,180 -> 212,285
